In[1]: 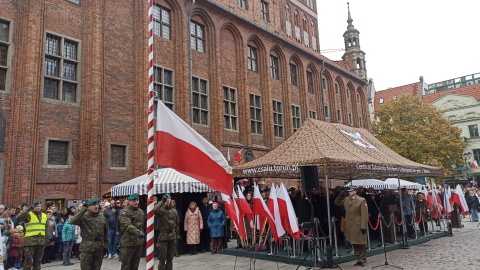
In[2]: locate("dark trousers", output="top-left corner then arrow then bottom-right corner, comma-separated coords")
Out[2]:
63,241 -> 74,265
352,244 -> 366,263
42,245 -> 54,263
212,237 -> 223,253
405,215 -> 415,237
23,245 -> 45,270
200,229 -> 210,251
419,220 -> 428,235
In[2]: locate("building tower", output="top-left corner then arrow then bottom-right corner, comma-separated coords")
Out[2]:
342,3 -> 367,80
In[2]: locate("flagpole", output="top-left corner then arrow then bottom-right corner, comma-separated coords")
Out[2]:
146,0 -> 155,269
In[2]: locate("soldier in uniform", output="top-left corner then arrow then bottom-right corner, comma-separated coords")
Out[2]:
16,201 -> 48,270
70,198 -> 109,270
155,193 -> 179,270
335,186 -> 369,267
118,193 -> 145,270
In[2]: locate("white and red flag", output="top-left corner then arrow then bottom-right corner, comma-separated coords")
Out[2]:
277,183 -> 300,239
221,193 -> 246,239
155,101 -> 233,194
234,149 -> 243,164
431,188 -> 443,217
444,186 -> 453,215
253,184 -> 278,239
232,189 -> 247,239
452,184 -> 469,215
236,185 -> 253,227
472,160 -> 479,169
267,184 -> 286,241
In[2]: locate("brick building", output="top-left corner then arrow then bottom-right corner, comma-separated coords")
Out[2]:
0,0 -> 370,205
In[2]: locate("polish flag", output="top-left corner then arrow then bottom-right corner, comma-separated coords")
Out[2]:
234,149 -> 243,164
472,160 -> 479,169
444,186 -> 453,215
221,193 -> 246,239
232,190 -> 247,239
431,189 -> 443,216
155,101 -> 233,194
452,184 -> 469,215
236,186 -> 253,227
253,184 -> 278,239
267,184 -> 285,241
277,183 -> 300,240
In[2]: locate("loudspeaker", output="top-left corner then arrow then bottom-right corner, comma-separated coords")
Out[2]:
300,165 -> 319,191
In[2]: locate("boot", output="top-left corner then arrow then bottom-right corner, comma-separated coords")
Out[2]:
193,245 -> 197,255
190,245 -> 194,255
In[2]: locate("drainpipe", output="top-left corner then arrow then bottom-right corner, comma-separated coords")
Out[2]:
189,0 -> 196,127
419,76 -> 424,100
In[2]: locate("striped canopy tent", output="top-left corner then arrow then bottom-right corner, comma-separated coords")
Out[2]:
345,179 -> 397,190
111,168 -> 214,197
384,178 -> 423,190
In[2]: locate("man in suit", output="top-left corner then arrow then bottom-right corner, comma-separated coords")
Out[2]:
335,186 -> 369,267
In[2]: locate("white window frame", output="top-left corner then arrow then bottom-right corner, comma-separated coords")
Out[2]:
223,86 -> 238,131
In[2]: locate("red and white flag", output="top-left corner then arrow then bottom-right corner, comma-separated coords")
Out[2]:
444,186 -> 453,215
155,101 -> 233,194
267,184 -> 285,241
253,184 -> 278,239
277,183 -> 300,239
472,160 -> 479,169
431,188 -> 443,215
234,149 -> 243,164
221,193 -> 246,239
236,186 -> 253,227
452,184 -> 469,215
232,189 -> 247,239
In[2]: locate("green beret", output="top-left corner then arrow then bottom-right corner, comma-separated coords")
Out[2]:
32,201 -> 41,207
21,202 -> 28,207
128,193 -> 139,200
87,198 -> 100,206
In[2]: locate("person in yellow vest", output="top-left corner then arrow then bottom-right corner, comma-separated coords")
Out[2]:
16,201 -> 48,270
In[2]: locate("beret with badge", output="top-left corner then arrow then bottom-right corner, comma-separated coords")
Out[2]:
87,198 -> 101,206
128,193 -> 139,201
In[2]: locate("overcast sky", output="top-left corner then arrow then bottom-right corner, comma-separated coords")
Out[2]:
316,0 -> 480,91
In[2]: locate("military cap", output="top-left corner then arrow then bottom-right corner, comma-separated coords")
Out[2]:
87,198 -> 101,206
162,193 -> 171,200
346,186 -> 358,192
31,201 -> 41,207
128,193 -> 139,200
20,202 -> 28,207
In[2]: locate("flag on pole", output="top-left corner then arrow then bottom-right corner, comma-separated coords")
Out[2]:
252,184 -> 278,239
155,101 -> 233,194
453,184 -> 469,215
277,183 -> 300,239
232,189 -> 247,239
267,184 -> 286,241
234,149 -> 243,164
444,186 -> 453,215
221,193 -> 246,239
472,160 -> 479,169
236,186 -> 253,227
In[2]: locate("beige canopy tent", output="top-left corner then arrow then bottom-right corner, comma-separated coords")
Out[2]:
233,118 -> 442,179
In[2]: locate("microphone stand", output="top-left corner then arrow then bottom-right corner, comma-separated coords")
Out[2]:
371,194 -> 403,270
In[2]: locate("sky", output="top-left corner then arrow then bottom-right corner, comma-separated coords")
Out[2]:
316,0 -> 480,91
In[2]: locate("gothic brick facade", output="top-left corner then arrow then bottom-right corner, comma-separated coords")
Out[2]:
0,0 -> 369,204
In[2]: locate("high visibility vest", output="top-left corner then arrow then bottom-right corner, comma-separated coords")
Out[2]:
25,212 -> 47,237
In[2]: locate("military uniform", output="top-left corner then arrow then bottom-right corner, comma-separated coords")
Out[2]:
16,202 -> 48,270
119,193 -> 145,270
70,198 -> 109,270
155,197 -> 179,270
335,187 -> 368,265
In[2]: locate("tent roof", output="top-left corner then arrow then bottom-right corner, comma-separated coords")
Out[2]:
233,119 -> 442,179
384,178 -> 423,190
111,168 -> 214,196
345,179 -> 397,190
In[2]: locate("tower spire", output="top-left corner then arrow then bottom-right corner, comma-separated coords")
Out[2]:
342,2 -> 367,80
347,2 -> 354,30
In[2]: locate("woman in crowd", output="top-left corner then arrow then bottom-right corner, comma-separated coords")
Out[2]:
42,210 -> 57,264
207,202 -> 226,254
184,201 -> 203,255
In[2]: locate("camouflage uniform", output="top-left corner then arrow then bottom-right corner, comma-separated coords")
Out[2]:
155,201 -> 179,270
118,204 -> 145,270
16,208 -> 48,270
70,206 -> 109,270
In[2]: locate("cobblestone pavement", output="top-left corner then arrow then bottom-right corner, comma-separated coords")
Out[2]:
41,218 -> 478,270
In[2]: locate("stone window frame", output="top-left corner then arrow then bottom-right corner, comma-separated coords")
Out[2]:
261,0 -> 270,22
324,105 -> 329,118
153,65 -> 175,111
153,5 -> 171,40
108,143 -> 129,170
0,19 -> 12,92
42,32 -> 81,104
348,113 -> 353,125
309,110 -> 317,119
247,45 -> 258,72
272,100 -> 284,138
468,124 -> 479,138
269,54 -> 279,79
192,76 -> 209,126
250,93 -> 263,134
292,105 -> 301,132
238,0 -> 248,10
289,63 -> 298,86
44,137 -> 73,169
306,70 -> 314,93
223,85 -> 238,131
337,109 -> 342,123
335,82 -> 339,95
190,21 -> 205,53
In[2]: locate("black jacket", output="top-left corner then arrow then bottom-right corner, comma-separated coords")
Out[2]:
103,207 -> 118,229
